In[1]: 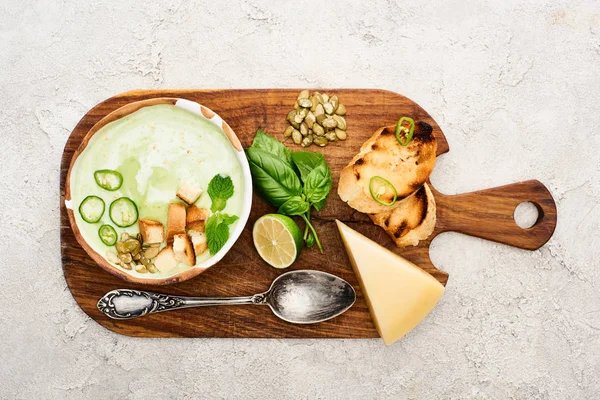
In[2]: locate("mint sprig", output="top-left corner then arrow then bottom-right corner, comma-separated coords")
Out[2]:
207,174 -> 234,212
205,174 -> 238,254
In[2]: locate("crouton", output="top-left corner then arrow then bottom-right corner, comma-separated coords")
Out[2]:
186,206 -> 210,232
189,230 -> 208,256
138,219 -> 164,244
154,246 -> 177,273
176,181 -> 203,205
166,203 -> 186,243
173,233 -> 196,266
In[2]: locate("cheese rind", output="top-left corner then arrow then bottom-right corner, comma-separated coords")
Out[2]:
336,220 -> 445,345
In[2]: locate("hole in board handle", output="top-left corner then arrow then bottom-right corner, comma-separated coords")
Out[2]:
514,201 -> 544,229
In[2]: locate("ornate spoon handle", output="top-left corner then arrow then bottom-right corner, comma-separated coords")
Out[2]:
97,289 -> 267,320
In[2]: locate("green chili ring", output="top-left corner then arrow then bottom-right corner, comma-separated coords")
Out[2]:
369,176 -> 398,206
395,116 -> 415,146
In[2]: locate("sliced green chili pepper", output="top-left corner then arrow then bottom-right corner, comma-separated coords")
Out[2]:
109,197 -> 138,228
94,169 -> 123,191
395,116 -> 415,146
79,195 -> 105,223
98,224 -> 118,246
369,176 -> 398,206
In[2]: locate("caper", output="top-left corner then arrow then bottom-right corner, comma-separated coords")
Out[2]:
298,98 -> 312,108
301,135 -> 313,147
132,252 -> 142,261
292,129 -> 302,144
314,136 -> 328,147
314,103 -> 324,117
297,89 -> 310,100
123,239 -> 141,253
313,124 -> 325,136
322,117 -> 337,129
118,252 -> 132,264
304,111 -> 316,128
335,128 -> 347,141
333,115 -> 347,130
325,131 -> 337,142
147,264 -> 158,273
144,246 -> 160,259
310,95 -> 319,111
323,102 -> 334,115
120,233 -> 130,241
330,95 -> 339,111
284,125 -> 294,138
335,103 -> 347,115
135,264 -> 148,274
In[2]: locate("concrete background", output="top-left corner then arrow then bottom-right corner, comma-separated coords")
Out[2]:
1,0 -> 599,398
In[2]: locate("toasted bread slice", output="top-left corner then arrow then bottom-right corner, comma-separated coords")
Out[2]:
188,230 -> 208,256
154,246 -> 177,273
186,206 -> 210,232
166,203 -> 186,243
369,183 -> 436,247
176,181 -> 203,205
173,233 -> 196,266
138,219 -> 164,244
338,121 -> 437,214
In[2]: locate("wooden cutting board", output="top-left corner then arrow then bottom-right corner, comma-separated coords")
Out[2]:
60,89 -> 557,338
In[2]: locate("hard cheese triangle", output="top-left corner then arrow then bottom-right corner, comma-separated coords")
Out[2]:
336,220 -> 445,345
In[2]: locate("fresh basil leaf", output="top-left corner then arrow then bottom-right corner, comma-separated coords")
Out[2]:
252,129 -> 293,166
291,152 -> 326,183
205,213 -> 239,255
303,164 -> 332,211
278,196 -> 310,216
207,174 -> 234,212
246,147 -> 302,208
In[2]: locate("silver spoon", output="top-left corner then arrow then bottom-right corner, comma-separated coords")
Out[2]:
97,270 -> 356,324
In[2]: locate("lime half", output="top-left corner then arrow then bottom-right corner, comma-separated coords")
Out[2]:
253,214 -> 303,268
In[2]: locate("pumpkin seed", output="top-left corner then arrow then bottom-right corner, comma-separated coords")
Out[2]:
132,252 -> 142,261
310,95 -> 319,111
322,117 -> 337,129
119,261 -> 132,270
335,128 -> 347,140
305,111 -> 316,128
330,95 -> 339,111
297,89 -> 310,100
123,239 -> 141,253
140,256 -> 151,266
147,264 -> 158,273
144,246 -> 160,259
300,122 -> 308,136
322,93 -> 329,102
333,115 -> 347,130
325,131 -> 338,142
284,125 -> 294,138
323,102 -> 334,115
118,252 -> 132,264
316,114 -> 327,124
294,108 -> 307,123
313,124 -> 325,136
292,129 -> 302,144
121,233 -> 130,241
298,98 -> 312,108
115,241 -> 126,253
314,136 -> 328,147
135,264 -> 148,273
315,93 -> 324,104
106,250 -> 120,264
301,135 -> 313,147
294,101 -> 300,110
314,103 -> 324,117
335,103 -> 347,115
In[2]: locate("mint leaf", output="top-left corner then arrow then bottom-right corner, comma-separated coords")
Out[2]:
252,129 -> 293,166
205,213 -> 239,255
207,174 -> 234,212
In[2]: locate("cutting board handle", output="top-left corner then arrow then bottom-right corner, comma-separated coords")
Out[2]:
435,180 -> 557,250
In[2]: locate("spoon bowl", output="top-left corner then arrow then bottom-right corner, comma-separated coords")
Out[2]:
98,270 -> 356,324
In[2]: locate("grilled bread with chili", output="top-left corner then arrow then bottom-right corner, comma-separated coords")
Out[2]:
369,183 -> 436,247
338,121 -> 437,214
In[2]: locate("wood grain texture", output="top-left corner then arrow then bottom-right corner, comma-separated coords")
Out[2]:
60,89 -> 557,338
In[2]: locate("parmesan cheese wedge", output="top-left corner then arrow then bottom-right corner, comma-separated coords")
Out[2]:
336,220 -> 445,345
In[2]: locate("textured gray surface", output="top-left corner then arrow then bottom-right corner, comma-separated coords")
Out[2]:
1,0 -> 599,399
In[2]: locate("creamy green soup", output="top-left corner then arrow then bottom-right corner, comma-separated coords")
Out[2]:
69,104 -> 245,278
